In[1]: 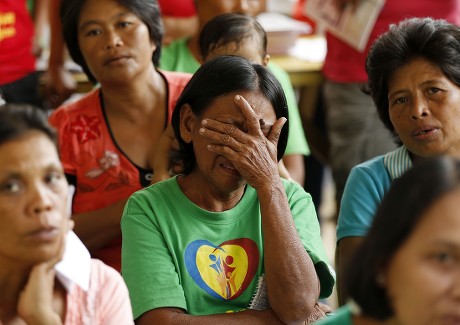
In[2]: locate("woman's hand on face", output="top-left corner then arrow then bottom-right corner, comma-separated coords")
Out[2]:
17,222 -> 72,325
200,94 -> 287,190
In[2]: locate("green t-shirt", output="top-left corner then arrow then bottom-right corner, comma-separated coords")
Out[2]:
121,176 -> 334,319
160,38 -> 310,156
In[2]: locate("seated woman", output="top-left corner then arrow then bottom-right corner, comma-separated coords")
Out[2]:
337,17 -> 460,302
121,56 -> 335,324
0,104 -> 133,324
49,0 -> 191,271
318,155 -> 460,324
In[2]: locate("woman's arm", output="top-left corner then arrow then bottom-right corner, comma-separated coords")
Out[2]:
256,178 -> 320,324
199,95 -> 321,324
72,198 -> 127,252
43,0 -> 76,108
31,0 -> 49,57
137,307 -> 285,325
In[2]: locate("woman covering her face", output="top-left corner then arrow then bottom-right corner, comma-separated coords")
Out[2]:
318,155 -> 460,325
160,0 -> 310,186
0,104 -> 133,324
121,56 -> 335,325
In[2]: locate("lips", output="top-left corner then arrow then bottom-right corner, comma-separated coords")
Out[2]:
220,161 -> 241,176
104,54 -> 130,65
412,125 -> 439,138
27,226 -> 59,242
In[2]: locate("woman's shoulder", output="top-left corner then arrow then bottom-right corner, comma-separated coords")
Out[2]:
65,259 -> 133,324
281,177 -> 310,197
129,177 -> 178,202
347,146 -> 408,187
159,69 -> 192,87
49,89 -> 102,124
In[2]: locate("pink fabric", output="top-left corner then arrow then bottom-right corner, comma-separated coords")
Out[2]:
64,259 -> 134,325
323,0 -> 460,83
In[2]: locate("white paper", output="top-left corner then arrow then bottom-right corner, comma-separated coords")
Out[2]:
257,12 -> 312,55
304,0 -> 386,52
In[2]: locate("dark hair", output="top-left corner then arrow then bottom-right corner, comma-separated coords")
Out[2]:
347,155 -> 460,319
199,13 -> 267,61
172,55 -> 289,174
0,104 -> 57,147
366,17 -> 460,144
61,0 -> 163,84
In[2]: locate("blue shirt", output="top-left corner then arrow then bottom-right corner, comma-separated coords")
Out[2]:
337,146 -> 412,241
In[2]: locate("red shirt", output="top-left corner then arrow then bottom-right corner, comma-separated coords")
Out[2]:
323,0 -> 460,83
49,70 -> 191,270
159,0 -> 196,17
0,0 -> 35,84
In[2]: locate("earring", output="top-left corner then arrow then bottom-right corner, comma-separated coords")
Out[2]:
182,134 -> 192,143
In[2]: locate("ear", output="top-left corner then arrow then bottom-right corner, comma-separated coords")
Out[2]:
179,104 -> 196,144
68,219 -> 75,232
262,54 -> 270,67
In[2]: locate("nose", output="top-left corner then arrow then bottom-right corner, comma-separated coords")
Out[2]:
28,183 -> 53,216
410,96 -> 430,120
104,30 -> 123,50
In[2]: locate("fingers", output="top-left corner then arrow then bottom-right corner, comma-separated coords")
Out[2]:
200,93 -> 287,152
267,117 -> 287,146
234,95 -> 262,135
199,122 -> 242,151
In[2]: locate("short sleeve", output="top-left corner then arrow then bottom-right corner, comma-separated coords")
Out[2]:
337,160 -> 391,242
121,193 -> 187,320
90,260 -> 134,324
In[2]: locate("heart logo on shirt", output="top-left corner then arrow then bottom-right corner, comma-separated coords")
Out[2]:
184,238 -> 259,300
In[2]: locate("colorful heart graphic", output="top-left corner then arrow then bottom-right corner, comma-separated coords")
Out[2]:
185,238 -> 259,300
